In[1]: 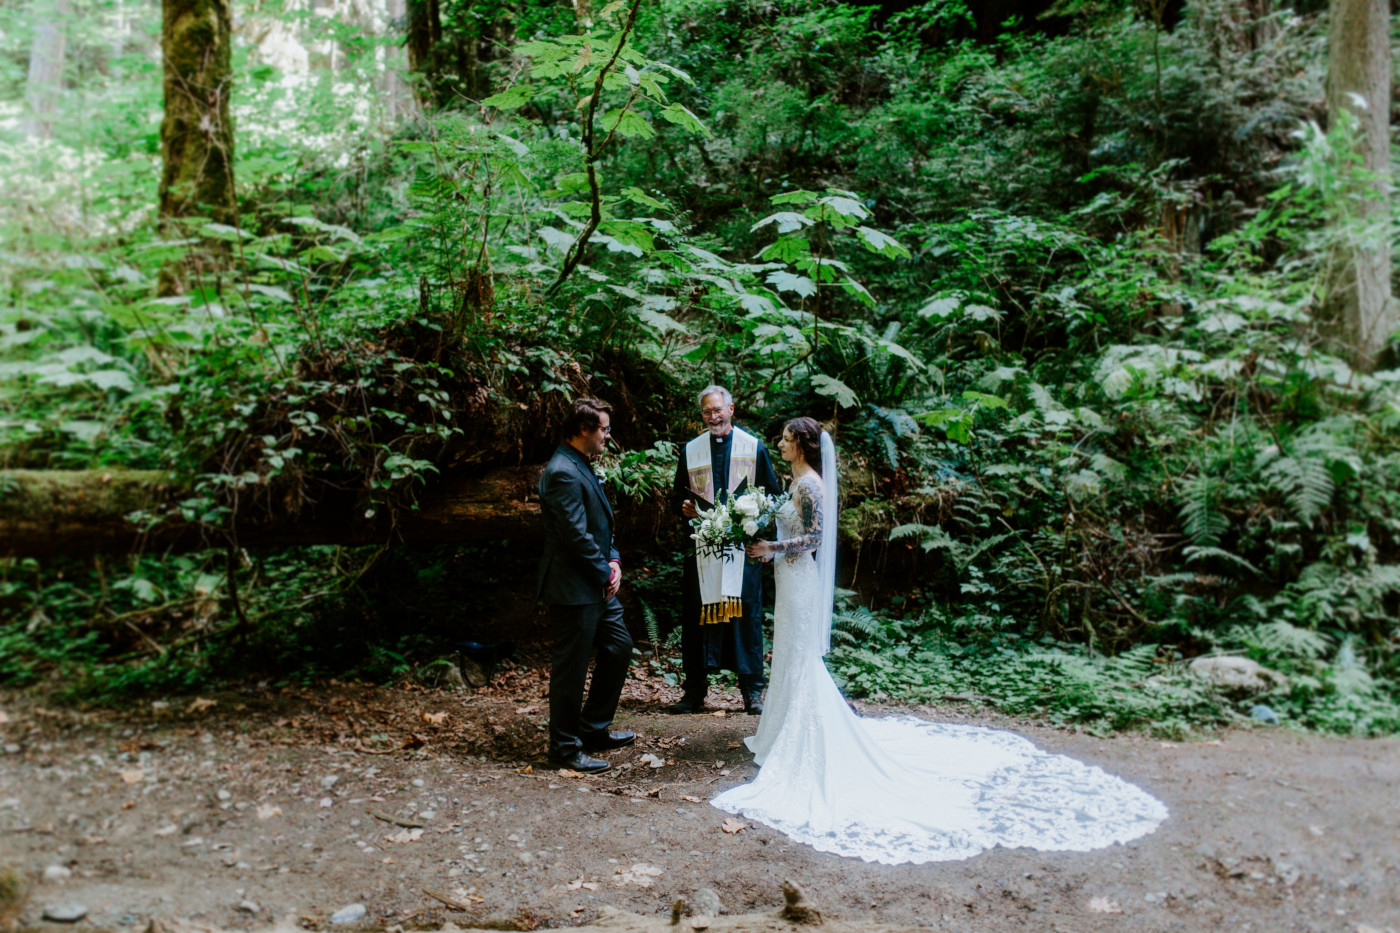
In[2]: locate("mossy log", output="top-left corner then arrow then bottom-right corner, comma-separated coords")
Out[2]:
0,468 -> 667,559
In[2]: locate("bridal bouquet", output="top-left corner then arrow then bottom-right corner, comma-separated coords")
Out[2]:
690,487 -> 789,559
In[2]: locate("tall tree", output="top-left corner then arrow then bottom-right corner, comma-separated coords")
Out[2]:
158,0 -> 236,231
405,0 -> 442,105
1323,0 -> 1394,370
21,0 -> 71,140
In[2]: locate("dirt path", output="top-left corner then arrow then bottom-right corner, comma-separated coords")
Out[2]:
2,666 -> 1398,933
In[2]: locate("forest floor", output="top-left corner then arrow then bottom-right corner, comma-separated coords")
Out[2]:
2,654 -> 1398,933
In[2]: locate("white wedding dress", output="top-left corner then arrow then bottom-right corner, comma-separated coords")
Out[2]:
711,449 -> 1167,865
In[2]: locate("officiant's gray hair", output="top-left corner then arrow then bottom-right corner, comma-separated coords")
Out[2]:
698,385 -> 732,406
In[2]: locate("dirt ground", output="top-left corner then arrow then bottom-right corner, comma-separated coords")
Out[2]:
2,656 -> 1399,933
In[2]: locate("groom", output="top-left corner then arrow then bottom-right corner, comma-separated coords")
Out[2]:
537,397 -> 635,774
668,386 -> 781,715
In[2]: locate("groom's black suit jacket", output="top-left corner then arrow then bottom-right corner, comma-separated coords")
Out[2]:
536,443 -> 620,606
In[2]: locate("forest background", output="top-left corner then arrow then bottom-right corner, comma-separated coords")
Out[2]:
2,0 -> 1398,738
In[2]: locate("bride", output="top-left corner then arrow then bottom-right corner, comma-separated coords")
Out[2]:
710,417 -> 1167,864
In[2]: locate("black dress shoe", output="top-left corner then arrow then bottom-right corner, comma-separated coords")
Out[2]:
580,729 -> 636,752
744,691 -> 764,716
666,696 -> 706,714
547,751 -> 611,774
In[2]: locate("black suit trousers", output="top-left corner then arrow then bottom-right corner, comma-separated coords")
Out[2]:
548,596 -> 632,758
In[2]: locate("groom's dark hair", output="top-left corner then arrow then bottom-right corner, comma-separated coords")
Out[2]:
563,397 -> 613,438
785,417 -> 824,475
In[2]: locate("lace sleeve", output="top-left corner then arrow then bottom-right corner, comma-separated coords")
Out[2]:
769,475 -> 823,556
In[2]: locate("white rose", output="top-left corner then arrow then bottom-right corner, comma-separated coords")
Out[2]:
742,520 -> 759,537
734,494 -> 760,517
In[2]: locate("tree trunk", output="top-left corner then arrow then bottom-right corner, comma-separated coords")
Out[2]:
20,0 -> 71,140
404,0 -> 441,106
158,0 -> 236,228
1323,0 -> 1394,370
380,0 -> 416,122
0,468 -> 668,559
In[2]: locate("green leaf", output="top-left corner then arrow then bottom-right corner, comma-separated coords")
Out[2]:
737,293 -> 776,314
598,221 -> 656,254
87,370 -> 135,391
961,390 -> 1010,409
758,236 -> 810,263
770,190 -> 821,205
918,295 -> 961,318
637,308 -> 689,334
604,108 -> 656,139
856,226 -> 911,259
246,284 -> 295,304
482,85 -> 534,110
766,270 -> 817,297
752,212 -> 814,234
622,187 -> 668,210
812,374 -> 860,408
658,103 -> 711,138
841,278 -> 876,306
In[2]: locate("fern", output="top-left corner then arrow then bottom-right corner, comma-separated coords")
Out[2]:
1177,474 -> 1229,547
1182,545 -> 1260,576
889,522 -> 958,553
1109,642 -> 1161,678
638,599 -> 661,649
1238,621 -> 1332,663
831,604 -> 881,645
1255,421 -> 1360,526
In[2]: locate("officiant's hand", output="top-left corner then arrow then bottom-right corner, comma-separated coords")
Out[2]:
605,560 -> 622,598
746,540 -> 775,562
681,500 -> 700,519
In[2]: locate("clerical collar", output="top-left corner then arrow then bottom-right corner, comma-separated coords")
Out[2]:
711,433 -> 729,445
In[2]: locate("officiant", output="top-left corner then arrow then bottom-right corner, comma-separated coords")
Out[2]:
667,385 -> 781,715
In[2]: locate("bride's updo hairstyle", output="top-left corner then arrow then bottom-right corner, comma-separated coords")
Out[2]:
785,417 -> 824,476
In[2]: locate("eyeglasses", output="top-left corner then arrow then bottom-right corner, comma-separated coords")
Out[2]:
598,425 -> 612,435
701,408 -> 728,417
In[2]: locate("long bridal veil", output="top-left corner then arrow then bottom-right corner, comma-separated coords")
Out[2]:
816,431 -> 837,656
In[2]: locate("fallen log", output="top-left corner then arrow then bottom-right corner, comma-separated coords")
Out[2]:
0,468 -> 666,559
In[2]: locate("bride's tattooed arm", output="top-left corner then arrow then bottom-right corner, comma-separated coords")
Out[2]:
768,476 -> 823,557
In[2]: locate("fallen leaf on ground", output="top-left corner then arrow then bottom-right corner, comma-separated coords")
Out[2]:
1087,897 -> 1122,914
120,770 -> 145,784
721,818 -> 748,834
515,766 -> 533,775
384,828 -> 424,844
565,880 -> 600,891
188,697 -> 217,713
615,864 -> 663,887
448,889 -> 485,905
710,711 -> 726,718
255,804 -> 282,819
639,753 -> 666,769
726,742 -> 741,749
153,824 -> 178,836
680,795 -> 704,803
557,769 -> 586,779
423,712 -> 448,725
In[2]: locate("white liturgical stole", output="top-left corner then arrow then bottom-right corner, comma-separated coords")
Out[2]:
686,427 -> 759,624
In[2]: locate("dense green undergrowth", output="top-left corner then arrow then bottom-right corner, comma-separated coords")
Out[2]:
2,0 -> 1399,734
